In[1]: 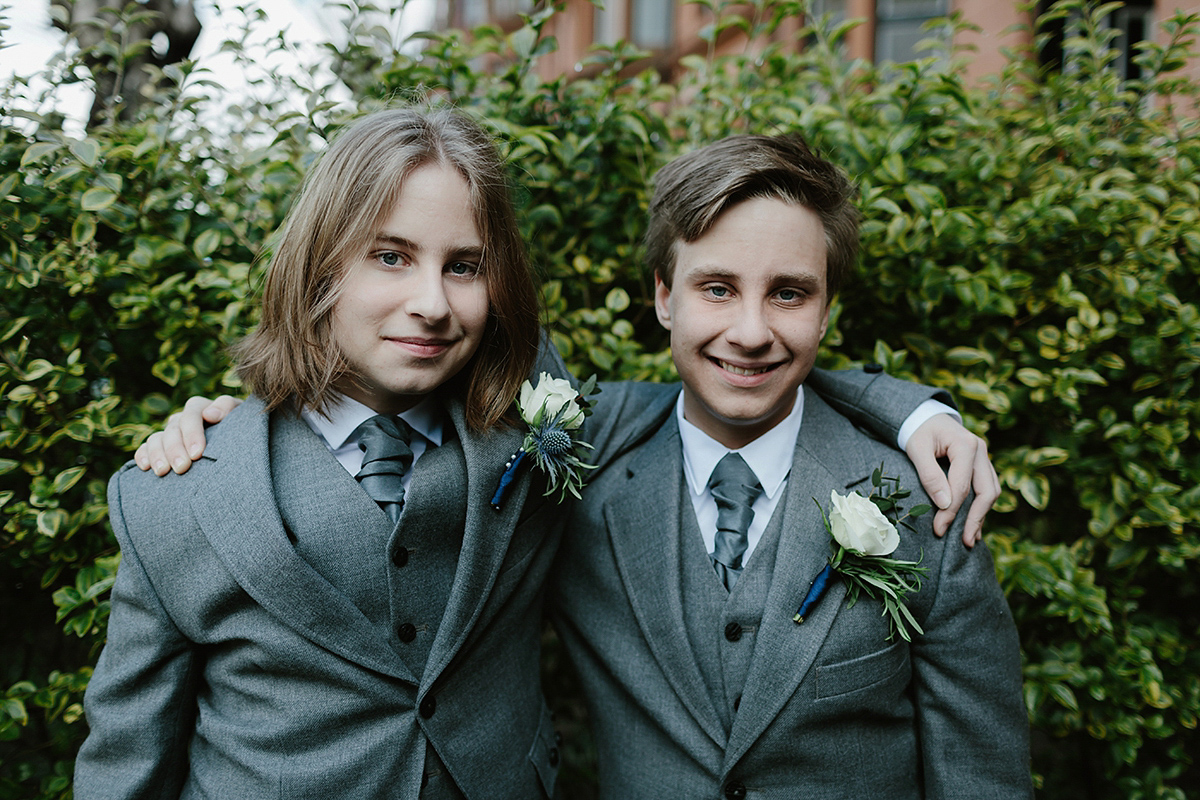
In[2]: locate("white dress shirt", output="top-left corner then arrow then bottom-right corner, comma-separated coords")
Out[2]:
301,394 -> 444,489
678,391 -> 957,567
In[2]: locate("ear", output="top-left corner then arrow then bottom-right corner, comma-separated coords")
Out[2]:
654,274 -> 673,331
819,301 -> 831,340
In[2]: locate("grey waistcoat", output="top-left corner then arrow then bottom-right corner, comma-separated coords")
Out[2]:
680,481 -> 791,736
269,413 -> 467,799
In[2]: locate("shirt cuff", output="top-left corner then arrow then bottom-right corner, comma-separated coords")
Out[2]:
896,399 -> 961,451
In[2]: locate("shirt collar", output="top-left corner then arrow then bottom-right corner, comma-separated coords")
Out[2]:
301,393 -> 445,450
677,388 -> 805,501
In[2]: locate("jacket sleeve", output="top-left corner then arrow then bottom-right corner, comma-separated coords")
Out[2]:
74,467 -> 198,800
910,510 -> 1034,798
805,367 -> 956,447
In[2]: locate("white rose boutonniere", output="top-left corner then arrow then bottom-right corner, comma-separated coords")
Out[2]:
491,373 -> 599,510
829,490 -> 901,556
519,374 -> 587,431
793,465 -> 931,642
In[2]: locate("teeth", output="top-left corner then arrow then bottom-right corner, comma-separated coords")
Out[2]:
718,360 -> 770,376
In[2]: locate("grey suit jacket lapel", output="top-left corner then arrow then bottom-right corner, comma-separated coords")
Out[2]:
723,388 -> 872,768
191,397 -> 416,683
603,411 -> 728,753
271,411 -> 396,628
422,397 -> 533,685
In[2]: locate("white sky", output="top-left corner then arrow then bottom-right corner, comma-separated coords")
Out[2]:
0,0 -> 433,134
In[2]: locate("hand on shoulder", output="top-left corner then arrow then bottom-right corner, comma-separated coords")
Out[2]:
904,414 -> 999,548
134,395 -> 243,476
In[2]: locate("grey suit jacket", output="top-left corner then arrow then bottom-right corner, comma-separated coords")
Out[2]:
552,378 -> 1031,799
75,392 -> 563,799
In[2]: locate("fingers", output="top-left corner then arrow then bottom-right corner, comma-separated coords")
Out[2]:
905,415 -> 958,537
163,394 -> 232,474
134,431 -> 171,476
907,438 -> 953,532
181,394 -> 239,464
157,405 -> 196,475
905,413 -> 1000,547
934,431 -> 977,542
132,395 -> 237,476
961,439 -> 1001,548
201,394 -> 241,425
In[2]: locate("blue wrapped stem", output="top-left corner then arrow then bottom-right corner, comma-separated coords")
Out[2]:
491,449 -> 528,510
793,563 -> 836,624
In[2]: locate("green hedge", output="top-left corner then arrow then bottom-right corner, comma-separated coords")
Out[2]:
1,1 -> 1197,796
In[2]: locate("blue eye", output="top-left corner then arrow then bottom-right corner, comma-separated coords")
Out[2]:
448,261 -> 479,276
708,285 -> 729,297
777,287 -> 811,303
378,251 -> 401,267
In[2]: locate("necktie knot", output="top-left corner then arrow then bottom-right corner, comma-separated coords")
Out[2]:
353,414 -> 414,523
708,452 -> 763,590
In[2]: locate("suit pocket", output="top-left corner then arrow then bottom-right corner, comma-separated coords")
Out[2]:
815,640 -> 910,700
526,704 -> 559,798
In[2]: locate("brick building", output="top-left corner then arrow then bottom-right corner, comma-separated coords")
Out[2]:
438,0 -> 1200,89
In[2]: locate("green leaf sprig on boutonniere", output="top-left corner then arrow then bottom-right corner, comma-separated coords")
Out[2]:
793,464 -> 931,642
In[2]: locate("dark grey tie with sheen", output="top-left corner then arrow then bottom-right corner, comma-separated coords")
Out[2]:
353,414 -> 414,524
708,452 -> 764,591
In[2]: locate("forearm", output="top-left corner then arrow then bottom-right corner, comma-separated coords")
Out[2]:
807,366 -> 954,446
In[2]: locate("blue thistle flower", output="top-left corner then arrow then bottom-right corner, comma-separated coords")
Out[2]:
535,428 -> 574,457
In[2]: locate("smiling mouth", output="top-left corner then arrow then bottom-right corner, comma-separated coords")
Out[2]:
388,337 -> 455,355
715,358 -> 776,376
393,337 -> 452,346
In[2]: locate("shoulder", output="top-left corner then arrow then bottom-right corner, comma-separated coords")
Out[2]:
108,399 -> 271,543
112,399 -> 268,487
802,389 -> 939,548
584,381 -> 679,470
800,388 -> 910,472
595,380 -> 678,415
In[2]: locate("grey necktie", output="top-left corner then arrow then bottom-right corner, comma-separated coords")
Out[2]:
708,452 -> 763,591
353,414 -> 414,524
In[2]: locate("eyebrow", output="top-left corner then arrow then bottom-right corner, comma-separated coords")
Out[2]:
372,234 -> 485,261
684,266 -> 823,287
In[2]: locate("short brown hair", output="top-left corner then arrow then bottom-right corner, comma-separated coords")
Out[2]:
234,108 -> 539,431
645,133 -> 859,300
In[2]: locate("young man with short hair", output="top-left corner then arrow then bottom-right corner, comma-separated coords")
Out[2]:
552,133 -> 1032,798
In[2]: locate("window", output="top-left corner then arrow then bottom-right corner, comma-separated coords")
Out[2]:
594,0 -> 673,48
874,0 -> 949,63
1109,0 -> 1153,81
1037,0 -> 1154,81
454,0 -> 533,29
808,0 -> 849,41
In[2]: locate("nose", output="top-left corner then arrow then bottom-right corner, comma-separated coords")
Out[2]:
405,264 -> 451,323
726,301 -> 773,352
